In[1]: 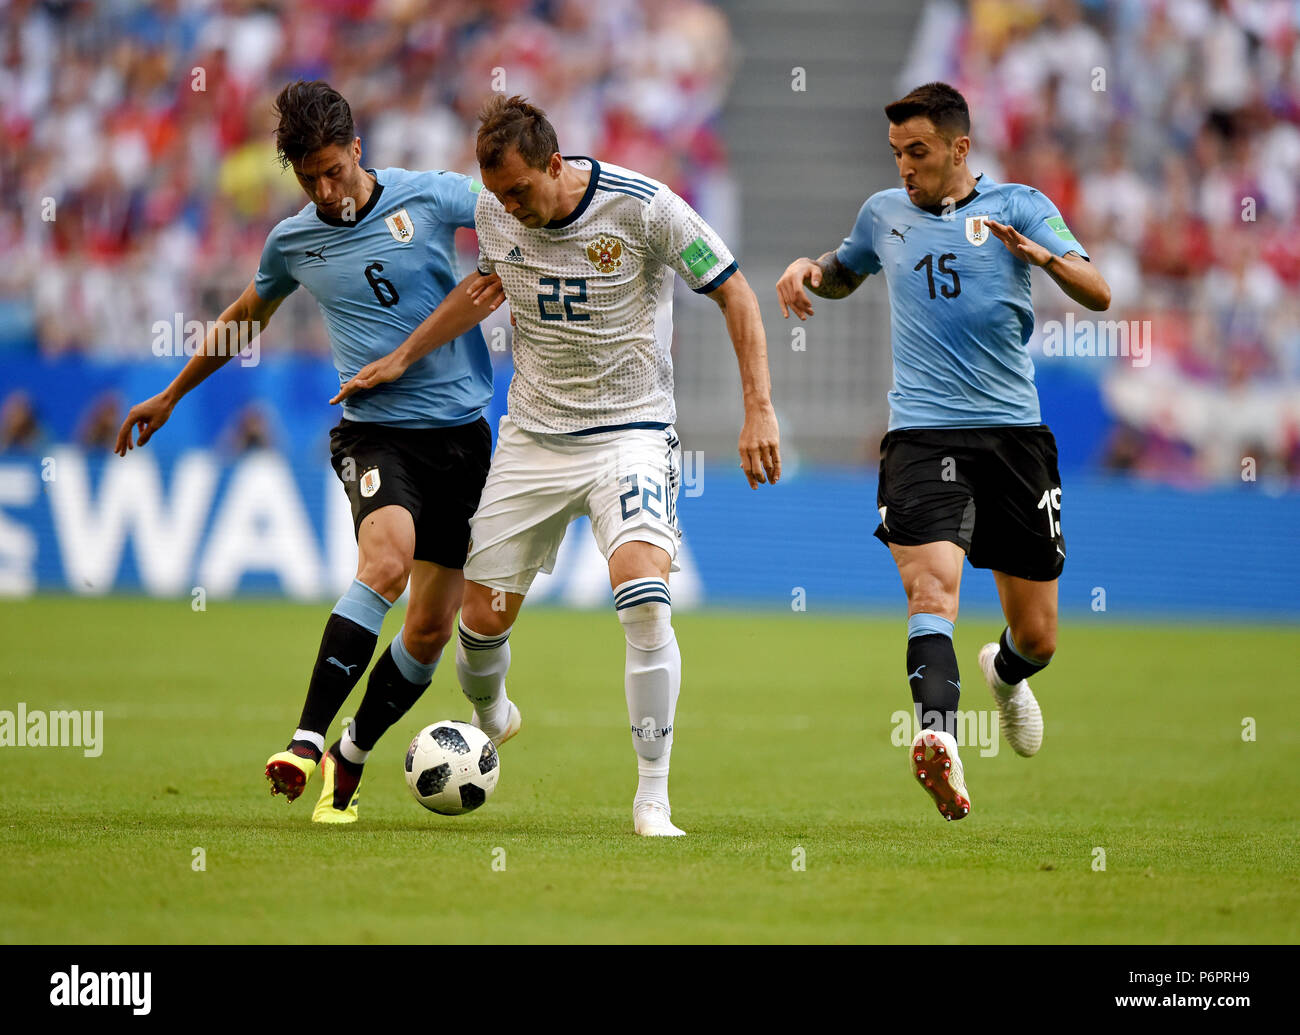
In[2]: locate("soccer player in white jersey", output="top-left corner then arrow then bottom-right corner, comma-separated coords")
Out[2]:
334,95 -> 781,836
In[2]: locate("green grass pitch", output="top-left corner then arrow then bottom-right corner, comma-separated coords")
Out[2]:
1,598 -> 1296,944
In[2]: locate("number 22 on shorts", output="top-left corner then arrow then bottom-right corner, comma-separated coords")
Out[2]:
618,473 -> 664,520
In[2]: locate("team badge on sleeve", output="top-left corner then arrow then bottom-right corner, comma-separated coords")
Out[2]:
1043,215 -> 1079,246
680,236 -> 719,278
586,235 -> 624,273
360,467 -> 382,498
384,208 -> 415,243
965,215 -> 990,246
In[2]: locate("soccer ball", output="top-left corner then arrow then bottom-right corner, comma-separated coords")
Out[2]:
404,720 -> 500,815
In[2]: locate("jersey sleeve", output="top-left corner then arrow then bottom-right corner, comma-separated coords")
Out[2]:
835,195 -> 882,277
253,224 -> 298,301
429,170 -> 483,230
474,192 -> 494,275
1010,186 -> 1089,261
645,187 -> 738,294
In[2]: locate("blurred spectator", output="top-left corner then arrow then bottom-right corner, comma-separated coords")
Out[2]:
0,390 -> 43,451
902,0 -> 1300,485
3,0 -> 735,359
76,391 -> 123,451
224,402 -> 277,455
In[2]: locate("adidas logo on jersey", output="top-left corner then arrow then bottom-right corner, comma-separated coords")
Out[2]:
503,246 -> 524,264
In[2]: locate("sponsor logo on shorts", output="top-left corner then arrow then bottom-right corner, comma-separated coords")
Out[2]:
359,467 -> 381,498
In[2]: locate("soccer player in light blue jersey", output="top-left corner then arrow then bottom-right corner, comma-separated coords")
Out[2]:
777,82 -> 1111,821
115,81 -> 505,823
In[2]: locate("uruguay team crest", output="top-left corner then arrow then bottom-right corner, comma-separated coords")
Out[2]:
360,467 -> 381,498
384,208 -> 415,243
965,214 -> 990,246
586,234 -> 624,273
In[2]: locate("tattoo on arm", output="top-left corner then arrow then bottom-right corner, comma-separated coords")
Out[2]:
808,251 -> 866,299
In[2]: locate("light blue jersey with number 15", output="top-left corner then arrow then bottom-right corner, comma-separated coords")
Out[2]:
836,173 -> 1087,430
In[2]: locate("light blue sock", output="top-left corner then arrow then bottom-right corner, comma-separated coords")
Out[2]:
391,625 -> 440,685
331,578 -> 392,635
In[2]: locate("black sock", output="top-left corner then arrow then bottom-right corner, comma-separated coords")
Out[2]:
350,644 -> 431,752
993,627 -> 1048,686
295,613 -> 380,746
907,633 -> 961,737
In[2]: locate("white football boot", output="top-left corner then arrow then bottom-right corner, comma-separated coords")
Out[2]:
633,801 -> 686,837
910,728 -> 971,821
979,643 -> 1043,757
471,700 -> 522,748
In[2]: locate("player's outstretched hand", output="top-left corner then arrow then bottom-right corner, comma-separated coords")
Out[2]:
739,406 -> 781,489
466,271 -> 506,310
984,219 -> 1052,267
776,258 -> 821,321
114,393 -> 173,456
331,352 -> 410,405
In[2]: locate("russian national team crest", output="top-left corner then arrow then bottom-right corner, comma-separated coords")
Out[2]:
384,208 -> 415,243
965,214 -> 990,246
586,234 -> 624,273
360,467 -> 381,498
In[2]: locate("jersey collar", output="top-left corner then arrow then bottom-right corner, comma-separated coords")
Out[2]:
917,173 -> 983,217
315,169 -> 384,228
544,157 -> 600,230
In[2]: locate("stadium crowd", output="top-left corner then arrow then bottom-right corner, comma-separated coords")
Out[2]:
7,0 -> 1300,484
903,0 -> 1300,483
0,0 -> 734,360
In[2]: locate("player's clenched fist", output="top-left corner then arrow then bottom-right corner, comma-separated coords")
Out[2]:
776,257 -> 822,321
739,406 -> 781,489
114,393 -> 174,455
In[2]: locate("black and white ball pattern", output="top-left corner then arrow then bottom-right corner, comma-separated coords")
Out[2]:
404,720 -> 500,816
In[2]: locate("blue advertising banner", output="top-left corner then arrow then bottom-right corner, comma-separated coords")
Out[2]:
1,447 -> 1296,618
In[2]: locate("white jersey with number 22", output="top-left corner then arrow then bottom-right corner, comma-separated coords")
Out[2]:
475,157 -> 738,435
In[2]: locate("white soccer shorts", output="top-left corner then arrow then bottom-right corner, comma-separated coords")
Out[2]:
464,416 -> 683,596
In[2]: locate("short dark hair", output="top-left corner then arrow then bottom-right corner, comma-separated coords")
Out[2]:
884,82 -> 971,140
476,94 -> 560,172
273,80 -> 355,170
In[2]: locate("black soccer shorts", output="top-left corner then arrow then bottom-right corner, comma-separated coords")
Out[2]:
872,424 -> 1066,581
329,416 -> 492,570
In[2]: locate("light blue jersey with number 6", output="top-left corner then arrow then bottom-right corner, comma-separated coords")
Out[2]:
255,167 -> 492,428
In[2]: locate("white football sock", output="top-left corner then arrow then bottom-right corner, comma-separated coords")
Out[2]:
456,621 -> 513,736
338,723 -> 369,765
292,728 -> 326,754
615,579 -> 680,810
